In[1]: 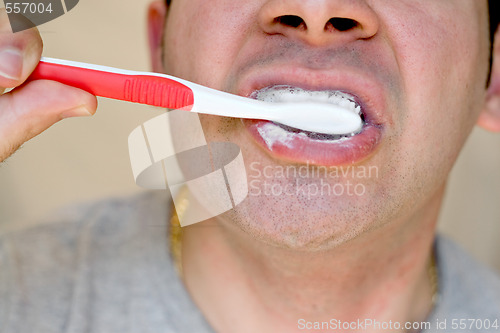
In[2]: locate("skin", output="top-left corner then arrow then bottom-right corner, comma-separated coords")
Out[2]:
0,0 -> 498,332
156,0 -> 490,249
146,0 -> 500,332
0,10 -> 97,162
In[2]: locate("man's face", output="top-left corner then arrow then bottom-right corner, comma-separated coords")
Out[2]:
161,0 -> 490,249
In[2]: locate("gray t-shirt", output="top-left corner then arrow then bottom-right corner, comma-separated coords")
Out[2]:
0,191 -> 499,333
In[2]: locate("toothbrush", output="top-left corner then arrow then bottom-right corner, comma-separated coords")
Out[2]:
28,57 -> 362,135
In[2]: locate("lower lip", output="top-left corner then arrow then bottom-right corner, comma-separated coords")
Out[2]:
242,119 -> 383,166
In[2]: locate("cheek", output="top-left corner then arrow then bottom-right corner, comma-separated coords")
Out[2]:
383,0 -> 489,162
163,0 -> 257,87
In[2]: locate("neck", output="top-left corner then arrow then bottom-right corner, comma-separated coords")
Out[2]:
180,188 -> 443,333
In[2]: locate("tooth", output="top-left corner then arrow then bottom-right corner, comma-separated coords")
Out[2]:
253,85 -> 361,116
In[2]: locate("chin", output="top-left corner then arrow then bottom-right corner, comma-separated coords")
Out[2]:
218,179 -> 385,251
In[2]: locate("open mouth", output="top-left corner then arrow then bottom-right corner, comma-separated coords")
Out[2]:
242,85 -> 382,166
250,85 -> 367,141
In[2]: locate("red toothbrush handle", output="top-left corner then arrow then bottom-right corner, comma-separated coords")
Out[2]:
28,60 -> 194,109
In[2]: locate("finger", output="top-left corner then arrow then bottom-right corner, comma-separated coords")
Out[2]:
0,8 -> 43,90
0,80 -> 98,162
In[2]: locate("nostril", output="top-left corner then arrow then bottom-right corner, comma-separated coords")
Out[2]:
326,17 -> 358,32
274,15 -> 306,29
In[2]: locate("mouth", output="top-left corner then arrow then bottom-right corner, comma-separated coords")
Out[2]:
250,85 -> 365,140
241,84 -> 384,166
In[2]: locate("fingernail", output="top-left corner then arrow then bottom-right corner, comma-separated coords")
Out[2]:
61,106 -> 93,118
0,48 -> 23,80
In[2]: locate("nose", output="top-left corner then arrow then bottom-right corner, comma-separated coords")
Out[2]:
258,0 -> 379,46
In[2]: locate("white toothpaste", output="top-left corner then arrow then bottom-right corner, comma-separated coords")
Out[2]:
252,86 -> 362,117
256,122 -> 308,150
251,86 -> 363,137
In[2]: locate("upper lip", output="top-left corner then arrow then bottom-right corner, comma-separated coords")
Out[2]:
235,65 -> 391,127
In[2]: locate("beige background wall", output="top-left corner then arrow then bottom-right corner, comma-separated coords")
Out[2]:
0,0 -> 499,273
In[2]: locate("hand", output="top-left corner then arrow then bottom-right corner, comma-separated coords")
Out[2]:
0,9 -> 97,162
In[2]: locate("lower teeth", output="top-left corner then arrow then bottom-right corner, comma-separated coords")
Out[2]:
273,122 -> 363,141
